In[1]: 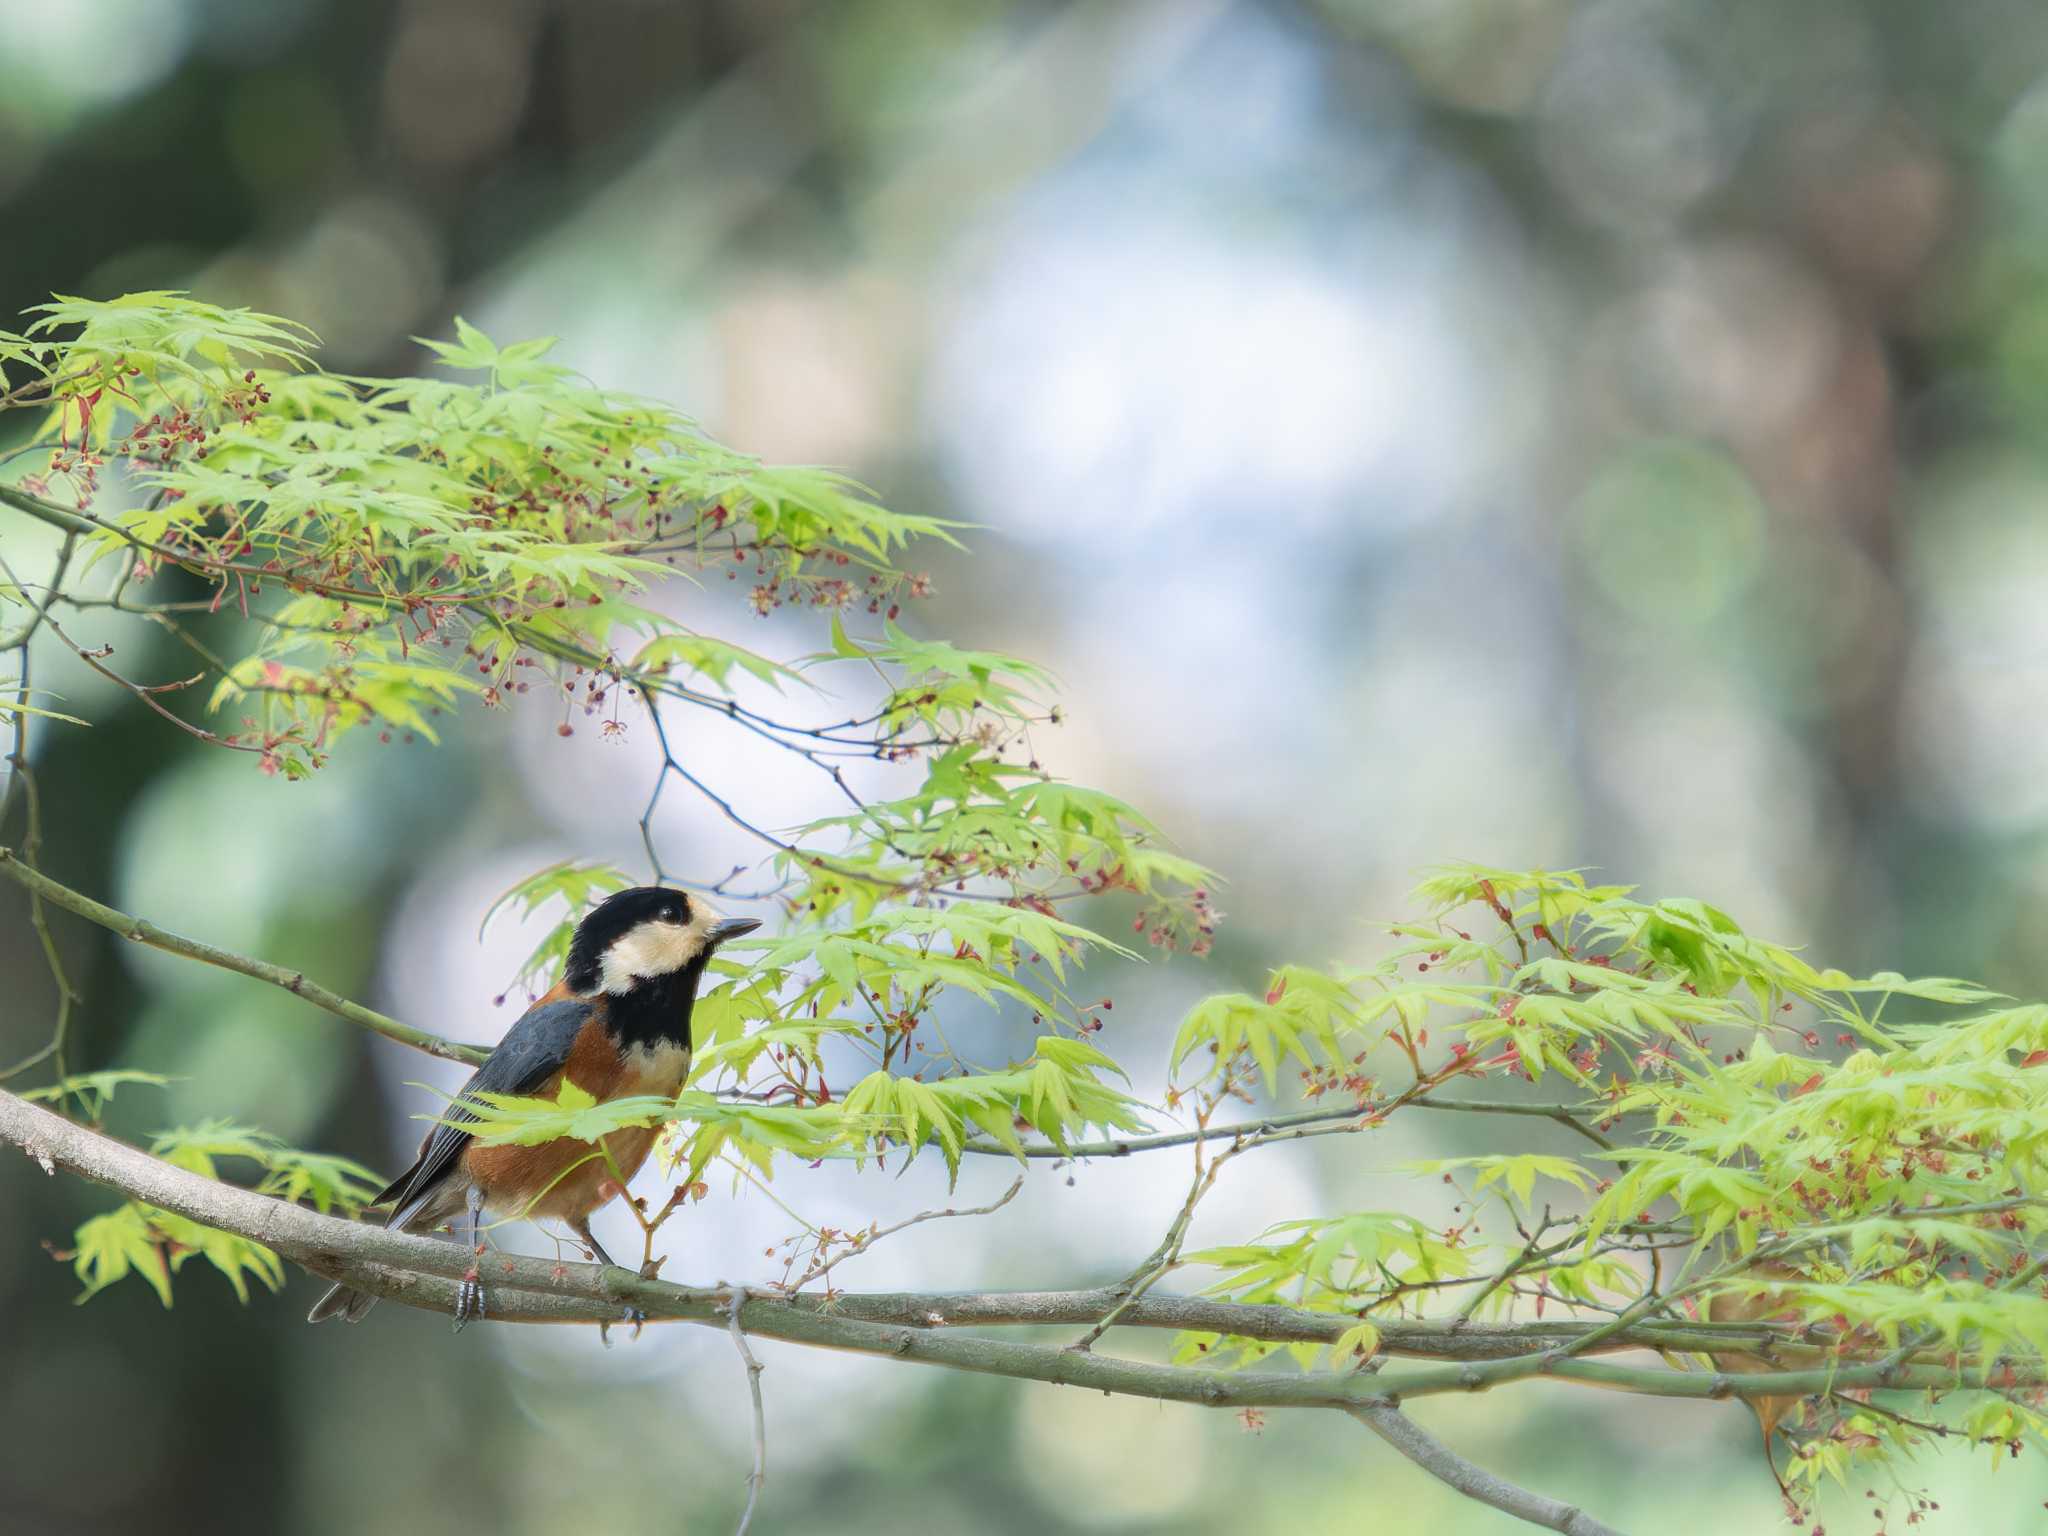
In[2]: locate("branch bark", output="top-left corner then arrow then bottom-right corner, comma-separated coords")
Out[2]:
4,1086 -> 1647,1535
0,1085 -> 2005,1401
1349,1405 -> 1629,1536
0,846 -> 484,1065
23,1086 -> 2044,1536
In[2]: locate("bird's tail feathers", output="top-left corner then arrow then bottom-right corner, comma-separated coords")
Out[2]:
307,1281 -> 378,1324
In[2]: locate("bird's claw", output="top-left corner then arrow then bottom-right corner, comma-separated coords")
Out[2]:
597,1302 -> 648,1348
452,1267 -> 486,1333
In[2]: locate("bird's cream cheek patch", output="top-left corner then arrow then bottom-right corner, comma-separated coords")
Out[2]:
598,902 -> 721,991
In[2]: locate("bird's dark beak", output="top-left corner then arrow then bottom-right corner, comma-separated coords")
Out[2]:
709,917 -> 762,946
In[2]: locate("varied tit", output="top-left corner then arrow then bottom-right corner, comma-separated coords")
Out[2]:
308,885 -> 760,1328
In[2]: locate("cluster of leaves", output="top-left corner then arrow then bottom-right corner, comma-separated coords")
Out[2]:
449,891 -> 1155,1190
464,801 -> 1206,1202
452,1030 -> 1143,1191
1174,1213 -> 1470,1370
1,294 -> 964,775
1166,865 -> 2048,1512
5,291 -> 1215,1302
0,288 -> 1214,937
27,1076 -> 381,1307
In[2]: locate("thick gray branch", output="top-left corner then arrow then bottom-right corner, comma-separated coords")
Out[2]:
24,1088 -> 2045,1536
0,1088 -> 2014,1411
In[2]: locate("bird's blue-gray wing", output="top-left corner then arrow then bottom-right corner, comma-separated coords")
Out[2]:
374,998 -> 593,1227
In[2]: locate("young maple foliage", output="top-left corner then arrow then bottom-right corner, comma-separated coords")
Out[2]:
6,294 -> 2048,1532
0,287 -> 1209,1273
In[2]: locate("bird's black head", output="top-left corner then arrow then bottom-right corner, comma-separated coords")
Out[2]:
564,886 -> 761,998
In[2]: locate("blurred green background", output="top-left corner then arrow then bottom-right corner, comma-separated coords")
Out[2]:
7,0 -> 2048,1530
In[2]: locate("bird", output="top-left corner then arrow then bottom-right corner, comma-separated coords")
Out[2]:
308,884 -> 760,1328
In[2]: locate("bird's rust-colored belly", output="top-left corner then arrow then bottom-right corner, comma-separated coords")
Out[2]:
464,1022 -> 689,1222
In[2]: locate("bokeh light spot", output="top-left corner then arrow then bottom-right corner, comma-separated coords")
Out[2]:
1572,439 -> 1766,628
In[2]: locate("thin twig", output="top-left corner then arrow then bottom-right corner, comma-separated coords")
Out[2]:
796,1175 -> 1024,1291
0,534 -> 80,1086
725,1288 -> 766,1536
1071,1135 -> 1242,1353
1408,1095 -> 1617,1151
39,608 -> 263,754
1454,1211 -> 1560,1326
960,1095 -> 1613,1161
0,847 -> 484,1064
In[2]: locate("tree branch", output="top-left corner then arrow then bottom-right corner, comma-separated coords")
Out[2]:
19,1055 -> 1654,1536
726,1288 -> 1766,1361
1349,1405 -> 1629,1536
0,846 -> 484,1065
0,1079 -> 1424,1409
0,1086 -> 2001,1405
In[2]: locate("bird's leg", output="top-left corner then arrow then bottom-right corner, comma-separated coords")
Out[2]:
570,1215 -> 621,1269
453,1185 -> 488,1332
573,1216 -> 647,1333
